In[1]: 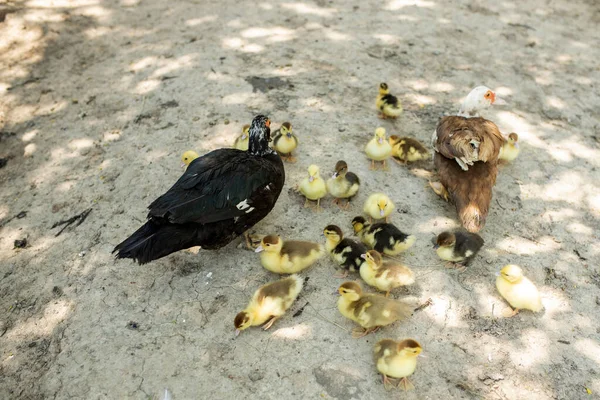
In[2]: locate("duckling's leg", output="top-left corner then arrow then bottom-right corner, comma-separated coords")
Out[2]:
370,159 -> 376,170
385,291 -> 390,298
382,374 -> 397,391
505,308 -> 520,318
391,156 -> 404,165
262,317 -> 279,330
378,112 -> 386,119
428,181 -> 450,202
333,270 -> 349,279
316,198 -> 322,212
382,160 -> 389,171
286,153 -> 297,163
351,326 -> 379,338
304,198 -> 310,208
398,377 -> 415,391
342,199 -> 351,210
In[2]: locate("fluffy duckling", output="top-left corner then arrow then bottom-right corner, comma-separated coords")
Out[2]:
324,225 -> 368,278
374,339 -> 422,391
255,234 -> 325,274
365,127 -> 393,170
360,250 -> 415,297
376,82 -> 403,119
326,160 -> 360,209
233,124 -> 251,151
234,274 -> 304,335
499,132 -> 520,163
389,135 -> 429,164
352,216 -> 415,256
272,122 -> 298,163
364,193 -> 395,223
298,164 -> 327,211
181,150 -> 199,169
434,230 -> 484,268
337,281 -> 412,338
496,264 -> 542,316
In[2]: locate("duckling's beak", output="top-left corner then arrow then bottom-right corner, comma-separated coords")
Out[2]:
181,163 -> 186,168
332,172 -> 338,179
309,176 -> 314,183
495,272 -> 500,277
378,137 -> 384,144
255,245 -> 264,253
433,244 -> 439,250
379,209 -> 385,217
235,329 -> 241,337
360,254 -> 367,260
241,134 -> 247,140
286,133 -> 292,138
514,142 -> 519,149
493,97 -> 507,106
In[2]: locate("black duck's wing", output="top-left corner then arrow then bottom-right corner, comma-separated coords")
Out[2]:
148,149 -> 282,224
372,223 -> 409,252
346,172 -> 360,186
381,93 -> 399,107
455,231 -> 484,261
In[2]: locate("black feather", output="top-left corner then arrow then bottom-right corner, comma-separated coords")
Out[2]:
381,93 -> 399,107
368,222 -> 411,253
113,115 -> 285,264
454,231 -> 484,265
332,238 -> 368,272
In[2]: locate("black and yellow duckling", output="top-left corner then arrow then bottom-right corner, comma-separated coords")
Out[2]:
434,230 -> 484,269
365,127 -> 393,170
374,338 -> 422,391
323,225 -> 368,278
376,82 -> 403,119
326,160 -> 360,209
272,122 -> 298,163
255,234 -> 325,274
233,124 -> 251,151
351,216 -> 415,256
389,135 -> 429,164
234,274 -> 304,335
113,115 -> 285,264
360,250 -> 415,297
496,264 -> 542,317
498,132 -> 520,163
181,150 -> 199,169
337,281 -> 412,338
298,164 -> 327,211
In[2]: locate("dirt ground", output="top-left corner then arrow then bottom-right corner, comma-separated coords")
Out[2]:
1,0 -> 600,399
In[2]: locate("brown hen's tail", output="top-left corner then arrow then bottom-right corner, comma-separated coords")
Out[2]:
454,190 -> 492,233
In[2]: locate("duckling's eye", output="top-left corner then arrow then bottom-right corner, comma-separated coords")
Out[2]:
184,157 -> 188,161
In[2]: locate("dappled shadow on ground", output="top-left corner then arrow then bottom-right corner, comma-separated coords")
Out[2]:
0,0 -> 599,398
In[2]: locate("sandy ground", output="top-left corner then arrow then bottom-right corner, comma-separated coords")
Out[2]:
1,0 -> 600,399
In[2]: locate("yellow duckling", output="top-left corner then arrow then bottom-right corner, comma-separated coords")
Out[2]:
376,82 -> 403,119
360,250 -> 415,297
234,274 -> 304,335
233,124 -> 251,151
389,135 -> 429,164
498,132 -> 520,163
351,216 -> 415,256
272,122 -> 298,163
326,160 -> 360,209
364,193 -> 395,223
374,338 -> 422,391
496,264 -> 542,317
337,281 -> 412,338
299,164 -> 327,211
181,150 -> 199,169
365,127 -> 393,170
255,234 -> 325,274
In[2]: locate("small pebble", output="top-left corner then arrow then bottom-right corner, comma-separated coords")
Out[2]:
78,251 -> 86,257
248,370 -> 264,382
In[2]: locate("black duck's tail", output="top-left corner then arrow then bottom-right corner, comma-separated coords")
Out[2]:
112,220 -> 198,265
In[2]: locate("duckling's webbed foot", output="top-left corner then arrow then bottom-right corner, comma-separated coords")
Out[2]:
286,154 -> 297,164
262,316 -> 279,330
382,374 -> 397,391
398,377 -> 415,391
351,326 -> 379,338
333,270 -> 349,279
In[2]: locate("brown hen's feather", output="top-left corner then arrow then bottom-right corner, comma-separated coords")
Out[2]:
435,116 -> 504,164
434,116 -> 503,232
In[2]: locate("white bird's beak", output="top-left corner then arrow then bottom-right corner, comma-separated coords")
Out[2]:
495,272 -> 501,277
235,329 -> 241,337
255,245 -> 264,253
380,209 -> 385,217
181,163 -> 186,168
378,137 -> 383,144
360,254 -> 367,259
332,172 -> 338,179
514,142 -> 520,149
494,97 -> 507,106
309,176 -> 314,183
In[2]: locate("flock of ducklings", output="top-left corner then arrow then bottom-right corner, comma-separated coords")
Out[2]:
181,83 -> 530,391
